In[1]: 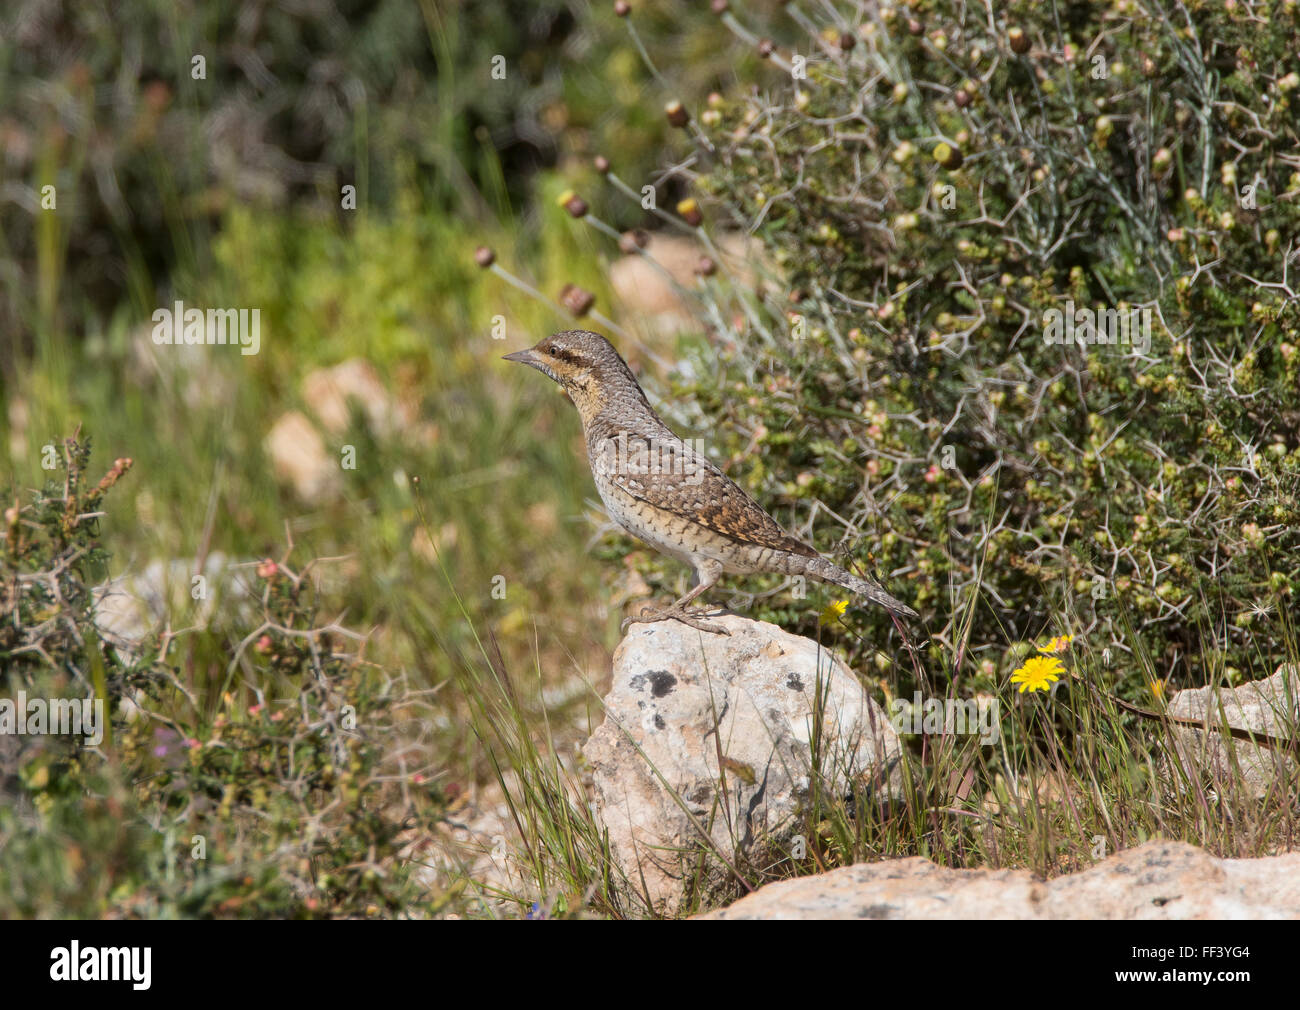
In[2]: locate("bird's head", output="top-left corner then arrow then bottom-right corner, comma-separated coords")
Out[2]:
503,330 -> 642,417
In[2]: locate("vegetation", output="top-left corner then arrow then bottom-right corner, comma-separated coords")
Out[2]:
1,0 -> 1296,918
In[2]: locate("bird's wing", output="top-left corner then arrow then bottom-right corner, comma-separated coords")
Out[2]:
592,430 -> 818,557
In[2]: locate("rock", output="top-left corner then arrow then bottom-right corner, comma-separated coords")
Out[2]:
267,360 -> 437,502
94,551 -> 255,659
583,614 -> 903,915
301,358 -> 416,438
1165,664 -> 1298,798
608,235 -> 701,335
264,410 -> 341,502
7,395 -> 29,464
700,840 -> 1300,919
608,233 -> 757,337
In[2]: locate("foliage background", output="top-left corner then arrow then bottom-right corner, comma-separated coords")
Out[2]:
1,0 -> 1297,917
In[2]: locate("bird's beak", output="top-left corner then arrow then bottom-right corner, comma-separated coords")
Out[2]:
503,347 -> 542,368
503,346 -> 559,383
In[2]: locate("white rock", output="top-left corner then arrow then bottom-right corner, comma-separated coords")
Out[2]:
301,358 -> 415,438
700,840 -> 1300,919
584,614 -> 902,915
1165,663 -> 1298,798
264,409 -> 341,502
609,233 -> 758,338
93,551 -> 256,659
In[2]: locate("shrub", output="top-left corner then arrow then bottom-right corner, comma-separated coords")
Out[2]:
593,0 -> 1300,698
0,436 -> 448,917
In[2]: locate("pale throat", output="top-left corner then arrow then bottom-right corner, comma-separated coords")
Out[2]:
563,378 -> 607,421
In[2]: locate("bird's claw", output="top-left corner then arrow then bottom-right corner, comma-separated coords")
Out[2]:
622,605 -> 730,636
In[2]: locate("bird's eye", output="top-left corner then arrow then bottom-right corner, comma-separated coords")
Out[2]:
549,345 -> 583,366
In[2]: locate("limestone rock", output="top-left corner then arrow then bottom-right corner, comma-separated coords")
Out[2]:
609,233 -> 757,337
301,358 -> 415,438
93,551 -> 256,660
416,778 -> 534,918
583,614 -> 902,915
701,840 -> 1300,919
1166,664 -> 1298,798
265,409 -> 341,502
126,320 -> 240,410
267,359 -> 436,503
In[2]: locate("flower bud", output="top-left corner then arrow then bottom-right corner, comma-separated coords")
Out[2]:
618,229 -> 649,254
559,283 -> 595,317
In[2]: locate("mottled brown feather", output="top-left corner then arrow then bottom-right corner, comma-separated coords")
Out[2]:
503,329 -> 917,621
588,429 -> 818,558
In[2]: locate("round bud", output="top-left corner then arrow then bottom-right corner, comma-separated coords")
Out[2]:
559,283 -> 595,318
561,191 -> 588,218
676,198 -> 703,226
933,142 -> 963,169
618,229 -> 649,254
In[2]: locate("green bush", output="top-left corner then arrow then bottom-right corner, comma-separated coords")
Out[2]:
606,0 -> 1300,696
0,437 -> 449,917
0,0 -> 723,369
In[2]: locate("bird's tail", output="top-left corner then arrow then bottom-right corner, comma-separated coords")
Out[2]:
797,555 -> 919,620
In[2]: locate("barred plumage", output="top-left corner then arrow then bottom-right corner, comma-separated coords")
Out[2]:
504,330 -> 918,633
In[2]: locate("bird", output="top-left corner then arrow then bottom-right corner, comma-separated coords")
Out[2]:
504,329 -> 918,635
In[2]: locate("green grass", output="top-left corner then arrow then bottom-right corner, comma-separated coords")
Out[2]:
3,0 -> 1299,919
444,581 -> 1298,918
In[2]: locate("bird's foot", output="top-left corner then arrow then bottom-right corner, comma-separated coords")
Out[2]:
622,605 -> 730,636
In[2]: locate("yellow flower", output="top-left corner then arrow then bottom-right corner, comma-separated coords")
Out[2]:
1040,634 -> 1074,654
1010,655 -> 1065,694
819,599 -> 849,626
1148,678 -> 1166,700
